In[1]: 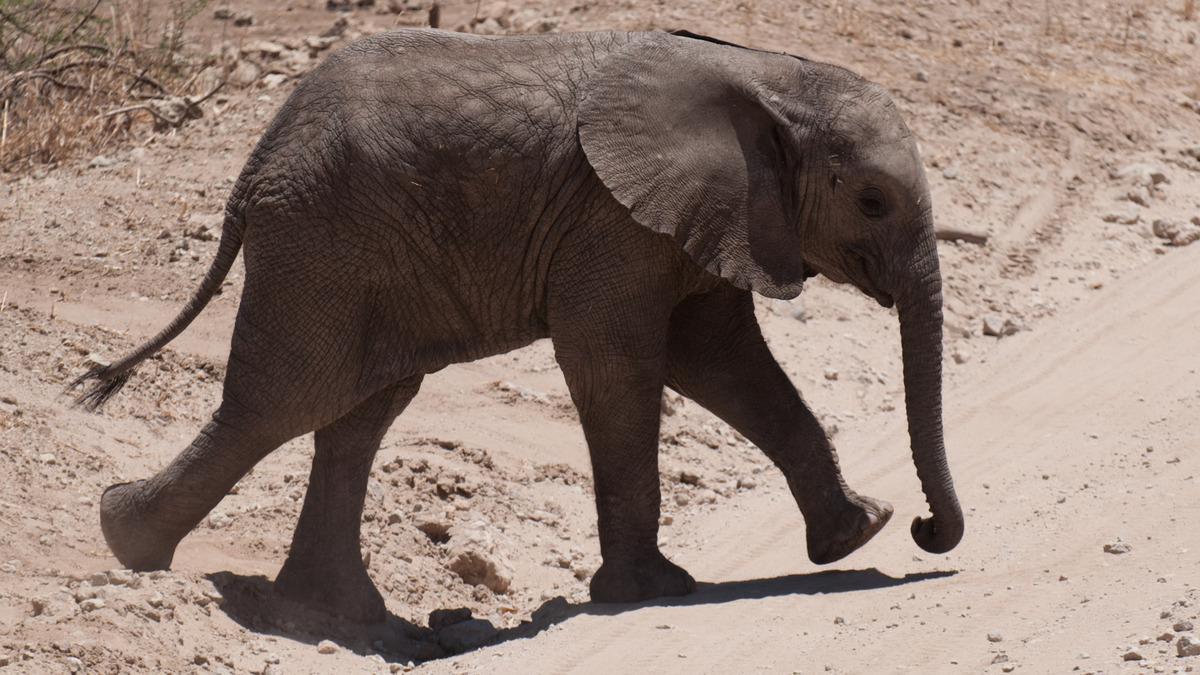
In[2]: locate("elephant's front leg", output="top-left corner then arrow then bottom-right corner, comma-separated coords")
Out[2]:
665,284 -> 892,565
554,343 -> 696,603
273,377 -> 422,624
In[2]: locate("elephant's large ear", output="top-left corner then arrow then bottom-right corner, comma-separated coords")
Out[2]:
579,31 -> 805,299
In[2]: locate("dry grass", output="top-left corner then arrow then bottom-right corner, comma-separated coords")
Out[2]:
0,0 -> 213,174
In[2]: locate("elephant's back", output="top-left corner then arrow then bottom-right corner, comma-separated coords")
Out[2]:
234,29 -> 638,217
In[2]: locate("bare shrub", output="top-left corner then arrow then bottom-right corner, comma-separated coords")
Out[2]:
0,0 -> 214,173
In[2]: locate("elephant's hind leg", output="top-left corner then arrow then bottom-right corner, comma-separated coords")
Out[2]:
272,376 -> 422,624
664,284 -> 892,565
100,408 -> 289,571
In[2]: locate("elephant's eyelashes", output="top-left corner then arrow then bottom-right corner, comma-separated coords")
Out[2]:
857,187 -> 888,218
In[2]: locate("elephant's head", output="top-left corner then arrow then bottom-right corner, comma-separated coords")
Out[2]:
579,31 -> 963,555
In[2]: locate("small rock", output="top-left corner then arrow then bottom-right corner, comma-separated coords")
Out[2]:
213,8 -> 234,19
1122,649 -> 1143,661
1175,620 -> 1195,632
316,639 -> 338,654
415,517 -> 451,542
679,469 -> 702,485
89,155 -> 118,169
1158,631 -> 1175,642
1124,187 -> 1151,206
89,572 -> 109,587
79,598 -> 105,612
1152,218 -> 1200,247
305,35 -> 339,52
942,165 -> 959,180
446,527 -> 513,594
823,367 -> 839,381
0,653 -> 10,666
32,592 -> 78,617
36,453 -> 58,464
915,69 -> 930,82
1179,634 -> 1200,657
737,476 -> 757,490
229,60 -> 262,87
1102,210 -> 1140,225
987,631 -> 1003,643
234,11 -> 254,26
366,478 -> 384,503
437,618 -> 499,654
261,73 -> 289,89
72,583 -> 98,602
108,569 -> 133,586
695,488 -> 718,505
429,607 -> 473,632
1103,539 -> 1132,554
982,315 -> 1020,337
1111,163 -> 1168,187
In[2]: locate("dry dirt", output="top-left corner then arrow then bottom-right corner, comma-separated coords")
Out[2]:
2,0 -> 1200,673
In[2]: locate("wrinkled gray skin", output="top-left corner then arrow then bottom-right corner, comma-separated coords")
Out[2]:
76,28 -> 963,623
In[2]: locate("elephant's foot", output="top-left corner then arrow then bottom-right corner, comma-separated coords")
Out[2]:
273,555 -> 387,625
100,481 -> 182,571
589,551 -> 697,603
806,494 -> 893,565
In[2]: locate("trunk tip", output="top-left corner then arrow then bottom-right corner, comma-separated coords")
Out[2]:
910,514 -> 963,554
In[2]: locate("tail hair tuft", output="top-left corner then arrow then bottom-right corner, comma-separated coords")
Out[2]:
69,367 -> 135,412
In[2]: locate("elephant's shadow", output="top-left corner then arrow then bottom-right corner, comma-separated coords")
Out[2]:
208,567 -> 956,665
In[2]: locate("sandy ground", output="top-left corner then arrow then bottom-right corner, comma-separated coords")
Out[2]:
2,0 -> 1199,673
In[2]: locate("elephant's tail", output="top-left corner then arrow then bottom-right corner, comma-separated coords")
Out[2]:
69,215 -> 244,411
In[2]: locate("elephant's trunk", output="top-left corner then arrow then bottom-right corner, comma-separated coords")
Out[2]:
895,237 -> 963,554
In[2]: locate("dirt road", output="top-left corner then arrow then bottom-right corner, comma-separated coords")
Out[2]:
2,0 -> 1199,673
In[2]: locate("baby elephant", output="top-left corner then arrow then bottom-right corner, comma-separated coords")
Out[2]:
75,28 -> 962,623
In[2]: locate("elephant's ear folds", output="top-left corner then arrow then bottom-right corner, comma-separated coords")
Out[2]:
578,31 -> 805,299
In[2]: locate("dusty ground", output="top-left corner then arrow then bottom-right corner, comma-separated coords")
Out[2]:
2,0 -> 1200,672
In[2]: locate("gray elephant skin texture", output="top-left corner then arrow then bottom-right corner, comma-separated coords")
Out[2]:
73,28 -> 963,623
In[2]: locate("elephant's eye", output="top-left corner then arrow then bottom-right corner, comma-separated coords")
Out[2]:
857,188 -> 888,218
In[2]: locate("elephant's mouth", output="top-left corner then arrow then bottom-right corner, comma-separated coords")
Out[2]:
850,250 -> 894,308
858,282 -> 894,308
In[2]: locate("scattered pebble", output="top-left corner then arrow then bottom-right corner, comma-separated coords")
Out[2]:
429,607 -> 473,632
1102,210 -> 1141,225
1104,539 -> 1132,554
1175,620 -> 1195,632
1152,218 -> 1200,247
987,631 -> 1003,643
316,639 -> 338,654
982,315 -> 1020,337
446,526 -> 513,594
108,569 -> 133,586
1122,649 -> 1143,661
79,598 -> 105,613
